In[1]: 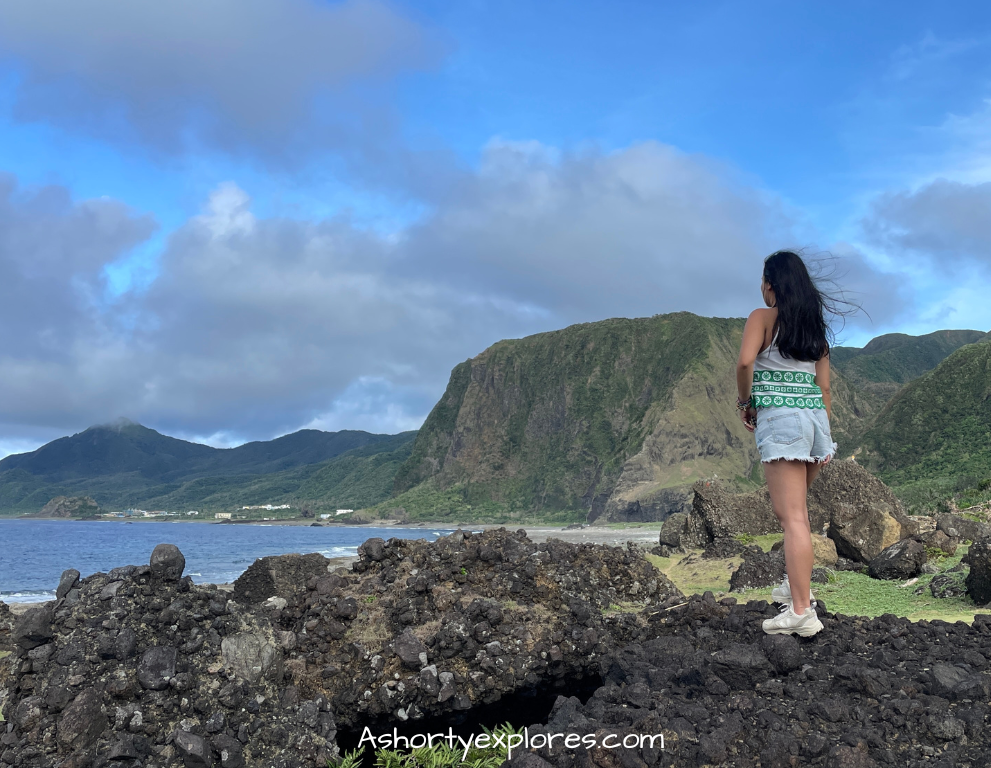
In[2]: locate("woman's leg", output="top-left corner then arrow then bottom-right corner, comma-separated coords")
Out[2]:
764,459 -> 814,614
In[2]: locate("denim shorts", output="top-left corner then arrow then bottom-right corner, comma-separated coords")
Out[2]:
754,407 -> 837,464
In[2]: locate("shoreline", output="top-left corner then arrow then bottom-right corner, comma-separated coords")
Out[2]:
0,525 -> 662,611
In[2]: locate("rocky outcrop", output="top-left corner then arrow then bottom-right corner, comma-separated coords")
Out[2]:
508,593 -> 991,767
686,461 -> 917,563
0,545 -> 324,768
937,513 -> 991,543
232,552 -> 330,605
867,538 -> 927,581
964,537 -> 991,605
273,528 -> 684,730
689,481 -> 780,543
820,463 -> 917,563
728,549 -> 786,592
32,496 -> 100,519
0,530 -> 684,767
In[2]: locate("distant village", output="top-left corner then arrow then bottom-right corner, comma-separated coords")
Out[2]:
105,504 -> 354,520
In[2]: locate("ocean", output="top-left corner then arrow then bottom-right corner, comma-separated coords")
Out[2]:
0,519 -> 455,603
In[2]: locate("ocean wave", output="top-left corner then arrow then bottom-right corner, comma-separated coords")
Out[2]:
318,546 -> 359,558
1,589 -> 56,604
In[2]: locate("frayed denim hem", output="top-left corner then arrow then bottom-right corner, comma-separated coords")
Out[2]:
760,441 -> 838,465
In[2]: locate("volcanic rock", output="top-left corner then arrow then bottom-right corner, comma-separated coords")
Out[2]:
657,512 -> 689,548
136,645 -> 177,690
729,549 -> 785,591
221,632 -> 284,684
56,687 -> 107,751
232,552 -> 330,604
927,573 -> 966,598
149,543 -> 186,581
964,536 -> 991,604
867,538 -> 927,580
56,568 -> 80,600
12,604 -> 54,650
937,512 -> 991,542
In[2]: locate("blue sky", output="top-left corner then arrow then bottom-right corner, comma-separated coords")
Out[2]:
0,0 -> 989,454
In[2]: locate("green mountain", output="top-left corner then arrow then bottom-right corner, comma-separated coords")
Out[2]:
831,330 -> 986,400
384,313 -> 981,523
826,329 -> 986,448
0,421 -> 416,513
855,338 -> 991,496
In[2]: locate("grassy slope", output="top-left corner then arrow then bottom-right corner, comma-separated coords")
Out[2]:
828,329 -> 984,449
856,339 -> 991,502
0,433 -> 417,514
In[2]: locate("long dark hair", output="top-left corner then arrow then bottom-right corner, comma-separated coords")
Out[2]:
763,251 -> 836,361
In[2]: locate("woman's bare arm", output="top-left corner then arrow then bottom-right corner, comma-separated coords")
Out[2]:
815,353 -> 832,420
736,309 -> 770,400
736,310 -> 771,430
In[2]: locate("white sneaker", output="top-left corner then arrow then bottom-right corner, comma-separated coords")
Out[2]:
762,604 -> 823,637
770,574 -> 815,605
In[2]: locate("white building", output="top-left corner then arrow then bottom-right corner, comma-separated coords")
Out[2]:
335,509 -> 353,516
215,512 -> 232,520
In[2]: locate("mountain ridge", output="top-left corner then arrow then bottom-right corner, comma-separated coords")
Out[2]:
0,423 -> 416,513
385,313 -> 984,522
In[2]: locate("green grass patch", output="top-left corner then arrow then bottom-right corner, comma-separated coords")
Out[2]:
647,552 -> 744,596
733,533 -> 783,552
648,548 -> 991,624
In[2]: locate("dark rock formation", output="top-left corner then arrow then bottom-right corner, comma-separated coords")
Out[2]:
0,531 -> 684,767
701,537 -> 751,559
232,552 -> 330,605
729,549 -> 785,592
814,462 -> 917,563
689,481 -> 780,543
925,574 -> 966,599
506,593 -> 991,767
937,513 -> 991,543
149,543 -> 186,582
919,528 -> 959,557
964,537 -> 991,605
657,512 -> 689,548
867,538 -> 927,581
277,529 -> 684,730
0,549 -> 326,767
12,605 -> 54,650
55,569 -> 80,601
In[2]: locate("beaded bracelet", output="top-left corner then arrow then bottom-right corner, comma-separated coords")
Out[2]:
735,397 -> 751,411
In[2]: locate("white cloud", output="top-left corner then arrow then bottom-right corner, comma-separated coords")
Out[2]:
0,142 -> 903,443
0,0 -> 444,162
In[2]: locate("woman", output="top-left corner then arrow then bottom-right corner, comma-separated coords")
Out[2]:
736,251 -> 838,637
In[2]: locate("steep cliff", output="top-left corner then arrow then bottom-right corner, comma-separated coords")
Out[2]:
392,313 -> 762,522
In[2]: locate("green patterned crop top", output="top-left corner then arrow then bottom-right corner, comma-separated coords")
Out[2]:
750,369 -> 825,410
751,333 -> 824,410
